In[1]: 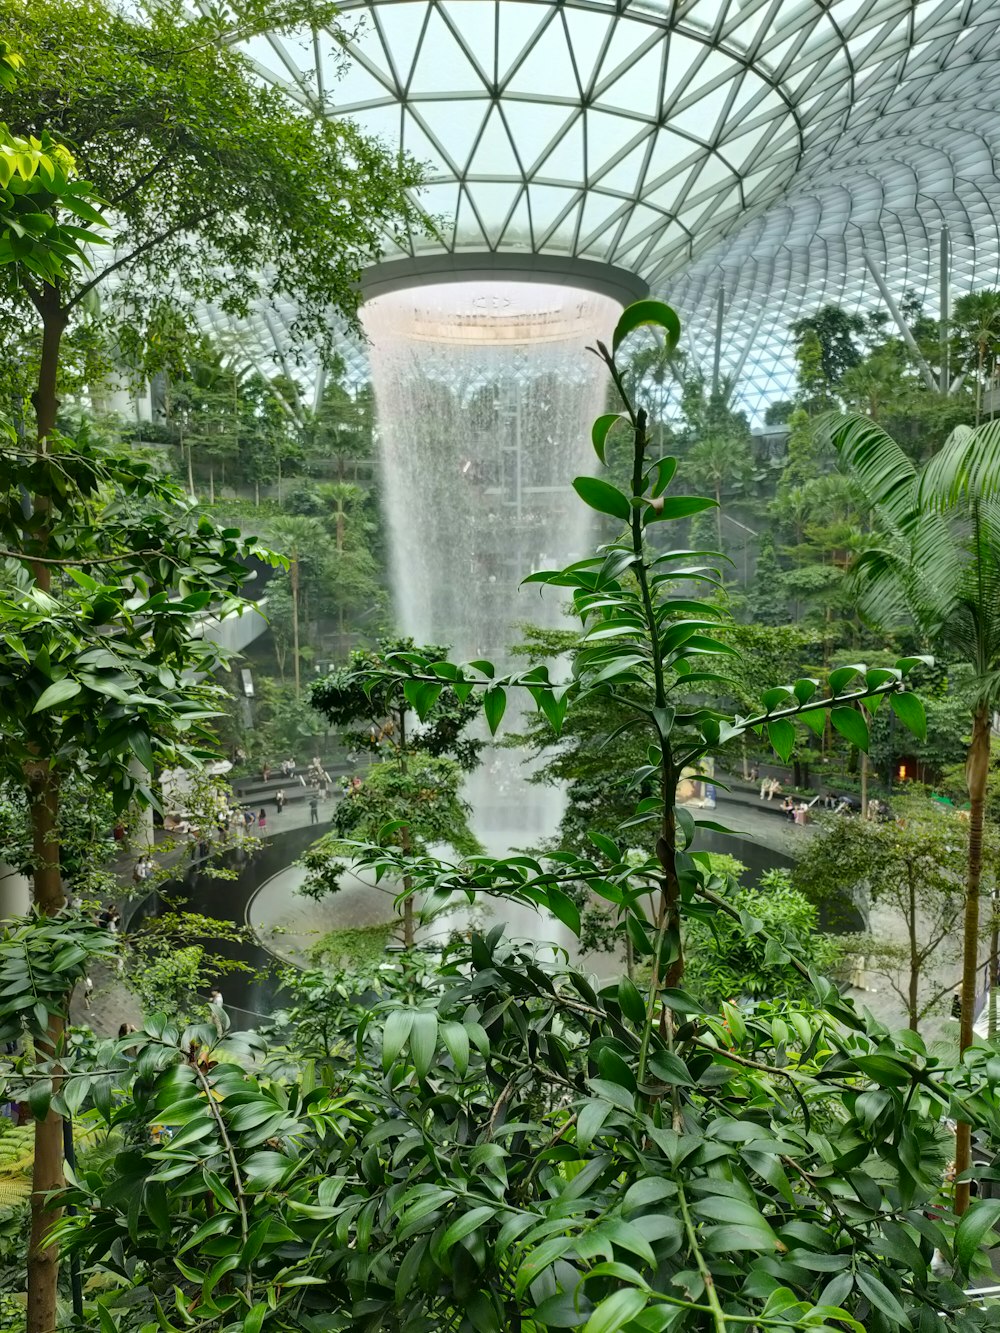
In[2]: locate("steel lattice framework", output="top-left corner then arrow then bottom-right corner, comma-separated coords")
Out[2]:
227,0 -> 1000,419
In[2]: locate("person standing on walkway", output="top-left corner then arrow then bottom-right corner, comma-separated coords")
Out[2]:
309,794 -> 319,825
275,788 -> 286,814
258,807 -> 267,834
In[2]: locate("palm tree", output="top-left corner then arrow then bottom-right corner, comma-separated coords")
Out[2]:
686,432 -> 753,550
269,516 -> 327,695
951,290 -> 1000,425
832,414 -> 1000,1213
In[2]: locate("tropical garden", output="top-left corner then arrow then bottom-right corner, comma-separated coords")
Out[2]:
6,2 -> 1000,1332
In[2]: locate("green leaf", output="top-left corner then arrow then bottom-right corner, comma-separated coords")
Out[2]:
409,1011 -> 437,1079
646,456 -> 677,497
854,1269 -> 909,1326
573,476 -> 632,522
830,707 -> 869,753
32,678 -> 81,712
767,718 -> 795,762
582,1286 -> 648,1333
890,691 -> 927,741
440,1021 -> 470,1076
243,1304 -> 267,1333
955,1199 -> 1000,1274
793,677 -> 819,703
577,1099 -> 613,1150
617,975 -> 646,1026
612,299 -> 682,356
28,1078 -> 52,1120
483,686 -> 507,735
592,413 -> 626,465
798,708 -> 826,738
382,1009 -> 413,1071
647,1051 -> 693,1086
435,1206 -> 496,1259
547,886 -> 581,935
128,725 -> 155,773
828,663 -> 866,696
645,495 -> 716,524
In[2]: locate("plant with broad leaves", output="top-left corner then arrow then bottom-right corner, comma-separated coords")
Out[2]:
6,300 -> 1000,1333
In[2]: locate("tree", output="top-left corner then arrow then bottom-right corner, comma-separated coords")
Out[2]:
684,867 -> 841,1007
0,296 -> 984,1333
794,804 -> 983,1032
951,290 -> 1000,425
790,304 -> 864,392
308,640 -> 485,945
686,430 -> 754,551
832,411 -> 1000,1209
1,0 -> 421,444
746,534 -> 787,626
267,516 -> 328,695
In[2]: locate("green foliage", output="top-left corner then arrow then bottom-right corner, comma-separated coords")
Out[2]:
1,0 -> 422,368
309,922 -> 394,970
0,428 -> 275,816
126,911 -> 257,1020
0,298 -> 987,1333
683,868 -> 842,1007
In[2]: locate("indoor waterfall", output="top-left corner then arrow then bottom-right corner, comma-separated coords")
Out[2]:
362,281 -> 622,952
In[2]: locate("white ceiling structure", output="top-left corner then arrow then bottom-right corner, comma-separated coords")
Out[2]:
235,0 -> 1000,420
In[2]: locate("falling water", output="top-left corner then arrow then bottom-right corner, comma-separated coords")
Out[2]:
362,281 -> 622,951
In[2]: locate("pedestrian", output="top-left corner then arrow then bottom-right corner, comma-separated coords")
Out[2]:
262,762 -> 271,783
275,789 -> 285,814
282,756 -> 296,777
243,808 -> 256,829
209,987 -> 224,1006
309,794 -> 319,825
82,975 -> 93,1009
258,807 -> 267,834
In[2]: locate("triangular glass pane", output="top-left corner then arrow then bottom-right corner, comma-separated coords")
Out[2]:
416,101 -> 490,173
717,119 -> 773,173
596,45 -> 664,117
414,183 -> 461,242
376,3 -> 430,87
506,15 -> 575,93
535,113 -> 584,183
467,182 -> 521,244
683,152 -> 736,203
468,105 -> 522,179
590,129 -> 652,196
616,203 -> 666,251
585,108 -> 639,176
577,191 -> 630,254
643,131 -> 701,189
497,2 -> 550,83
453,188 -> 489,249
596,20 -> 661,89
409,9 -> 486,95
668,76 -> 734,141
440,1 -> 496,82
662,33 -> 707,108
500,100 -> 577,176
329,56 -> 393,109
526,184 -> 580,241
401,109 -> 450,178
564,9 -> 615,96
498,192 -> 532,251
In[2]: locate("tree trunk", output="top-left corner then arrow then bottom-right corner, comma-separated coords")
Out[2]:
290,552 -> 301,697
956,702 -> 992,1214
30,290 -> 68,445
209,464 -> 215,506
186,440 -> 195,500
26,764 -> 65,1333
860,748 -> 869,819
977,342 -> 984,428
715,483 -> 723,552
907,870 -> 919,1032
255,480 -> 260,508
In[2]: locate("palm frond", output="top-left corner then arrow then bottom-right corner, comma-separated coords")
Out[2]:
823,412 -> 918,535
918,422 -> 1000,510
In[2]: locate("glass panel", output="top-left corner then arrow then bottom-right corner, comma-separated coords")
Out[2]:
500,100 -> 578,174
417,100 -> 490,172
669,75 -> 737,141
499,193 -> 533,250
593,134 -> 653,195
663,33 -> 706,103
577,190 -> 630,254
441,1 -> 497,82
401,108 -> 451,177
329,57 -> 394,109
535,113 -> 585,183
409,9 -> 485,94
506,14 -> 576,95
526,183 -> 581,239
468,106 -> 523,178
643,129 -> 699,187
563,9 -> 615,96
453,187 -> 490,248
597,45 -> 665,117
497,2 -> 550,83
377,2 -> 430,86
467,181 -> 522,242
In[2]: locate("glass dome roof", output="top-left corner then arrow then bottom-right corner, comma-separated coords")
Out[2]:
234,0 -> 1000,419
